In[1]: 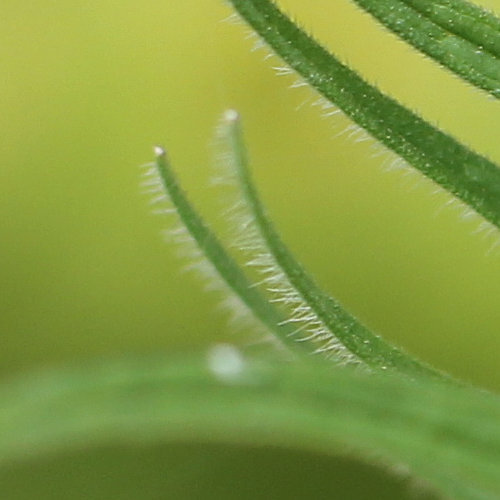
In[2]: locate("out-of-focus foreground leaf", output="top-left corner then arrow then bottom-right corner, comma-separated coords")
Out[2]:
0,354 -> 499,500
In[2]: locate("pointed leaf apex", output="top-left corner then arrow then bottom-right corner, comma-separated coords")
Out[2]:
224,109 -> 240,123
154,145 -> 166,157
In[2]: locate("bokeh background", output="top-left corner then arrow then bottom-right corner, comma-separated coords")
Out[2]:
1,0 -> 500,498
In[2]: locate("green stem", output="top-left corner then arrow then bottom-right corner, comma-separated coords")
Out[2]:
154,148 -> 305,354
228,0 -> 500,229
221,111 -> 445,379
352,0 -> 500,98
405,0 -> 500,57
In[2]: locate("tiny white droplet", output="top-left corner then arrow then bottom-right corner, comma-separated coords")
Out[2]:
224,109 -> 240,123
207,344 -> 245,382
153,145 -> 166,157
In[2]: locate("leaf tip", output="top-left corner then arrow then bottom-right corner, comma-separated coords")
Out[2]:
223,109 -> 240,123
153,145 -> 166,158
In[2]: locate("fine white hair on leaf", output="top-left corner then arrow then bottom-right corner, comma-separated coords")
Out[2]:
273,65 -> 294,77
213,113 -> 359,365
223,10 -> 380,154
322,108 -> 342,119
290,79 -> 309,89
227,5 -> 485,237
486,237 -> 500,256
384,157 -> 409,173
294,96 -> 313,112
226,8 -> 483,233
221,9 -> 500,361
220,13 -> 243,26
471,218 -> 500,256
426,180 -> 500,254
245,22 -> 500,254
139,159 -> 280,348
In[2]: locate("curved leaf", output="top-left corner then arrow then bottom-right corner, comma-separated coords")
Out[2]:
0,355 -> 499,499
227,0 -> 500,230
218,110 -> 444,379
150,148 -> 304,354
404,0 -> 500,57
352,0 -> 500,98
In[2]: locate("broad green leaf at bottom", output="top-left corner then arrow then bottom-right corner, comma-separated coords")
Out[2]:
0,355 -> 499,499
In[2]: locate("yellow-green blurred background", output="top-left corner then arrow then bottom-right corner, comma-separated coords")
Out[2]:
1,0 -> 500,498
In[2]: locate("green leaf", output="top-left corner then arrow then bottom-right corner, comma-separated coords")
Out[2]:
402,0 -> 500,58
149,147 -> 304,354
0,354 -> 499,499
217,110 -> 444,379
351,0 -> 500,98
227,0 -> 500,230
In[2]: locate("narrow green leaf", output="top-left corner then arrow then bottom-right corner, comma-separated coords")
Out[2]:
405,0 -> 500,57
227,0 -> 500,230
351,0 -> 500,98
151,147 -> 304,353
0,355 -> 499,499
218,110 -> 444,379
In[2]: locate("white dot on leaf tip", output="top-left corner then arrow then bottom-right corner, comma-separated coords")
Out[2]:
224,109 -> 240,123
153,145 -> 166,157
207,343 -> 245,382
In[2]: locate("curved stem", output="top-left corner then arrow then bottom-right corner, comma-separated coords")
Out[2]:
228,0 -> 500,230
